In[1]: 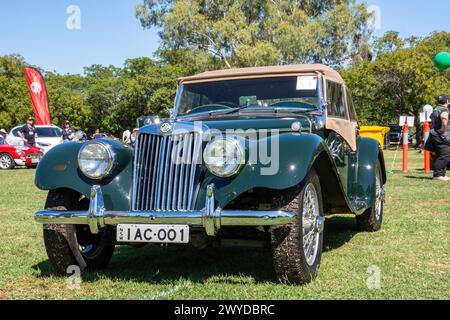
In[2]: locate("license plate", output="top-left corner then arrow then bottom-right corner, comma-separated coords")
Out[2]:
116,224 -> 189,244
31,159 -> 39,164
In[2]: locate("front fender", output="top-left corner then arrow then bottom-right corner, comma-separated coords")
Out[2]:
35,141 -> 133,211
198,133 -> 327,209
355,137 -> 385,212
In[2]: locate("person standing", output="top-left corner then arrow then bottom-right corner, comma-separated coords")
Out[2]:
122,129 -> 131,145
0,129 -> 7,140
0,129 -> 7,144
18,117 -> 38,147
92,129 -> 102,140
429,94 -> 450,181
61,121 -> 76,143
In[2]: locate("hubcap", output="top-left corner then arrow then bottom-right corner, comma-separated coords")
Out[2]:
302,183 -> 322,266
0,155 -> 12,169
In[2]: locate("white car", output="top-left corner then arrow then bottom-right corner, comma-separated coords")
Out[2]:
7,125 -> 63,153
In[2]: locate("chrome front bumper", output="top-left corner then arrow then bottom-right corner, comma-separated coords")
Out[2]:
34,185 -> 296,236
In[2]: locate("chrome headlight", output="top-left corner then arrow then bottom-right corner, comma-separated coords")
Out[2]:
78,142 -> 115,179
203,137 -> 245,178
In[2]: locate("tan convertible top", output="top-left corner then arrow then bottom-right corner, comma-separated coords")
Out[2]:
179,64 -> 344,84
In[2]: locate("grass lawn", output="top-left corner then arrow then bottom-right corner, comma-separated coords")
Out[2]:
0,149 -> 448,300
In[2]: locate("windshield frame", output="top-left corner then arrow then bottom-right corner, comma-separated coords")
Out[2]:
174,74 -> 325,118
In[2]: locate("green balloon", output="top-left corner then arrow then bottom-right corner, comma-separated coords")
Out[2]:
434,52 -> 450,71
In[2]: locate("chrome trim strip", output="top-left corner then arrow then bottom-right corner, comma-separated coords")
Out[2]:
155,136 -> 168,209
35,185 -> 295,236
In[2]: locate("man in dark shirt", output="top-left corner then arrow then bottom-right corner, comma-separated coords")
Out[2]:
61,121 -> 76,143
429,94 -> 450,181
19,117 -> 37,147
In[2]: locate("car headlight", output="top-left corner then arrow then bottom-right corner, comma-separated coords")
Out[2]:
203,137 -> 245,177
78,142 -> 115,179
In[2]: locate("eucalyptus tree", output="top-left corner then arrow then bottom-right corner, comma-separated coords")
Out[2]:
136,0 -> 374,71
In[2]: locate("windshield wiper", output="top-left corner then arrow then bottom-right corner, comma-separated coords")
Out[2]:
179,106 -> 316,119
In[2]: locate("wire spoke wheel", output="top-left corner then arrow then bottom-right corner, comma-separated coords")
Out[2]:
271,169 -> 324,285
374,168 -> 383,222
302,183 -> 322,266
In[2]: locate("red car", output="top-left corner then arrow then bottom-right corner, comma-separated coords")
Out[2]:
0,136 -> 44,170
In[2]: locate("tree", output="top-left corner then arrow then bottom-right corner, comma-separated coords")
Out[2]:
341,32 -> 450,126
136,0 -> 374,71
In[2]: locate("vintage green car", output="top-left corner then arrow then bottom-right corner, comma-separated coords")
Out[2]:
34,64 -> 386,285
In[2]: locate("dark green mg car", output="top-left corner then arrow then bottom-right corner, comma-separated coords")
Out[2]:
34,64 -> 386,285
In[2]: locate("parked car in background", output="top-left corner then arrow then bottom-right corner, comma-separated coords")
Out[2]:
7,125 -> 62,153
34,64 -> 386,286
0,136 -> 43,170
388,125 -> 402,144
388,125 -> 415,146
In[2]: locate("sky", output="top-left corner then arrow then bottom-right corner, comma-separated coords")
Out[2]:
0,0 -> 448,74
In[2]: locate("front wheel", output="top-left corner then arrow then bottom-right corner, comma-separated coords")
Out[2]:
43,189 -> 115,275
0,153 -> 15,170
271,169 -> 324,285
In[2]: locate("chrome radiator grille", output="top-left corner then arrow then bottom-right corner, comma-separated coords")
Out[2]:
132,132 -> 202,211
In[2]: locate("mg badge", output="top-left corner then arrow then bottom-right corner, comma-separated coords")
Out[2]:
160,122 -> 172,133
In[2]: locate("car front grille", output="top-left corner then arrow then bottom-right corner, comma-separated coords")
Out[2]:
132,132 -> 202,211
26,153 -> 41,159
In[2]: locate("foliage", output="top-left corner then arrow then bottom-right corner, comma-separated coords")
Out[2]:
0,56 -> 186,135
136,0 -> 374,71
341,32 -> 450,126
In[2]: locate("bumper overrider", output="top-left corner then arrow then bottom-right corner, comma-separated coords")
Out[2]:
34,185 -> 296,236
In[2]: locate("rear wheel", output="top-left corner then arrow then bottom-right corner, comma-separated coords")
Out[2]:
43,189 -> 115,275
356,160 -> 384,232
0,153 -> 14,170
271,169 -> 324,285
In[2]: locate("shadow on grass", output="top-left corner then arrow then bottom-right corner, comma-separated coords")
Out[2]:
323,216 -> 358,252
33,216 -> 358,284
404,175 -> 433,180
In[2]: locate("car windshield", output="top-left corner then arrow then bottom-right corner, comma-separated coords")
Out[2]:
390,126 -> 402,133
36,127 -> 62,137
0,136 -> 5,145
177,76 -> 320,116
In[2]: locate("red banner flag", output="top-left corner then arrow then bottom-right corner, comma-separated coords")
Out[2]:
24,67 -> 51,125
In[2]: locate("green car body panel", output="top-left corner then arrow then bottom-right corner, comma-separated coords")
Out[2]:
35,67 -> 386,218
35,123 -> 384,216
35,139 -> 133,211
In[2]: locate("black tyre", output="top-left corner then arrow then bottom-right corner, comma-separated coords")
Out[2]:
356,160 -> 384,232
270,169 -> 324,285
0,153 -> 15,170
43,189 -> 115,275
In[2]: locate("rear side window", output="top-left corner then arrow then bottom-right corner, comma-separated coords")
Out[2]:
36,127 -> 62,137
326,81 -> 347,118
345,87 -> 358,122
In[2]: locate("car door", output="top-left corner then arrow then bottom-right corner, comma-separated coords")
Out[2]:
324,81 -> 356,196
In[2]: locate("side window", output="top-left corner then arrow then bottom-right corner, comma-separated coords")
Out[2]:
345,87 -> 358,122
326,81 -> 347,118
12,128 -> 20,137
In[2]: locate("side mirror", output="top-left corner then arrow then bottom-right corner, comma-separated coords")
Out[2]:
434,52 -> 450,71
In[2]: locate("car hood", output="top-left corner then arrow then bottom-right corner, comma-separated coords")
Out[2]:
140,115 -> 315,136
